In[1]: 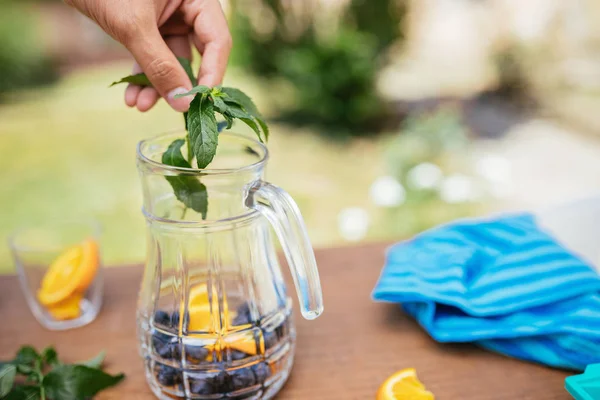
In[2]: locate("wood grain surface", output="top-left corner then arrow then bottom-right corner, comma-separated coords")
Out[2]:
0,243 -> 571,399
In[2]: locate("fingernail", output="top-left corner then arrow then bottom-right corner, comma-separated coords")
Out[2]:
167,87 -> 193,112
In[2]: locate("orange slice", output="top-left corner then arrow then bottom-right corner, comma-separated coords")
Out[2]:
377,368 -> 435,400
38,239 -> 99,306
46,293 -> 83,320
226,334 -> 263,355
187,284 -> 231,332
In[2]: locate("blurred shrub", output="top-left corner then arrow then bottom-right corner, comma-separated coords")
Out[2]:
230,0 -> 406,137
0,4 -> 58,95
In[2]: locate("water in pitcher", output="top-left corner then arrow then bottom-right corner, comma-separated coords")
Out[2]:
136,133 -> 323,399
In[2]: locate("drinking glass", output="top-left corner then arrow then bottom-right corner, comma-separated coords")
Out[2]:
8,220 -> 103,330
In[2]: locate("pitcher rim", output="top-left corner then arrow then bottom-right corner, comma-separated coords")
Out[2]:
137,131 -> 269,175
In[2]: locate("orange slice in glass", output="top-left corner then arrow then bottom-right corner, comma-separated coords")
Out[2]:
37,239 -> 99,306
377,368 -> 435,400
47,293 -> 83,320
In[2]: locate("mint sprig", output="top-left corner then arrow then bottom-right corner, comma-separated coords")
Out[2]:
112,58 -> 269,220
0,346 -> 124,400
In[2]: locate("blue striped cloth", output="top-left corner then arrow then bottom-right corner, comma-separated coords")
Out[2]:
372,213 -> 600,370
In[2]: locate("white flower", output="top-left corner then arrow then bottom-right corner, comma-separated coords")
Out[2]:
406,162 -> 443,190
369,176 -> 406,207
439,174 -> 479,203
337,207 -> 370,242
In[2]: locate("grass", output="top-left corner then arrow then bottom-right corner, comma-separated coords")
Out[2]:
0,61 -> 484,273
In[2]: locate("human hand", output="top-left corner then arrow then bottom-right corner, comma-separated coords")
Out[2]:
65,0 -> 232,112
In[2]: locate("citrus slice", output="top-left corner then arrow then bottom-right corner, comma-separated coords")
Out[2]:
225,333 -> 264,356
38,239 -> 99,306
187,283 -> 231,331
377,368 -> 435,400
46,293 -> 83,320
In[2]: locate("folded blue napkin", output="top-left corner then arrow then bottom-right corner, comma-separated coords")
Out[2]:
372,213 -> 600,371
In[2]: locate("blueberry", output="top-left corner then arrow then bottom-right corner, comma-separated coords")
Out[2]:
230,367 -> 256,391
262,330 -> 278,350
155,364 -> 181,387
185,345 -> 208,363
252,362 -> 270,383
189,379 -> 213,395
152,331 -> 181,360
190,371 -> 230,395
154,310 -> 171,325
232,303 -> 252,326
230,350 -> 248,361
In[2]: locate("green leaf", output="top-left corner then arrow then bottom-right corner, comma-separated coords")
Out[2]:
174,85 -> 210,99
43,365 -> 124,400
15,347 -> 39,366
0,364 -> 16,397
212,96 -> 228,115
220,87 -> 260,115
176,57 -> 196,84
3,386 -> 40,400
162,139 -> 191,168
222,114 -> 233,129
78,351 -> 105,370
222,87 -> 269,140
109,73 -> 151,87
41,347 -> 59,367
187,95 -> 219,169
161,139 -> 209,219
223,103 -> 263,142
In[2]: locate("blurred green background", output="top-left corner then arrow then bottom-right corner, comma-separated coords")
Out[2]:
2,0 -> 600,272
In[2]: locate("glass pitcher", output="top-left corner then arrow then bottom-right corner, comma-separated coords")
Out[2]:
136,132 -> 324,400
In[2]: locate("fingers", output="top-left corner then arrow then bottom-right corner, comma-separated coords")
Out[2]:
134,35 -> 192,112
125,63 -> 143,108
124,28 -> 194,112
187,0 -> 232,86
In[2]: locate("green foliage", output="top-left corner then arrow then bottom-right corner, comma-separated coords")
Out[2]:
0,4 -> 58,95
0,346 -> 123,400
229,0 -> 406,136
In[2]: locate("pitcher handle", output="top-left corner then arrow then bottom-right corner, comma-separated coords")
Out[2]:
245,180 -> 324,320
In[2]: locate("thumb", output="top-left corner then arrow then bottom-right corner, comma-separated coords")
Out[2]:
125,29 -> 193,112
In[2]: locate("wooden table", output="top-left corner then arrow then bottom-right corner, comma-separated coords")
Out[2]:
0,243 -> 571,399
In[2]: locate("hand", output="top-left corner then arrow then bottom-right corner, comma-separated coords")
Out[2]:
65,0 -> 232,112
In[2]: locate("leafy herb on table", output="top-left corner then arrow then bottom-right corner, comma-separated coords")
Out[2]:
0,346 -> 124,400
111,57 -> 269,220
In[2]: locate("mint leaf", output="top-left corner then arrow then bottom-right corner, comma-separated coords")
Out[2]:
187,95 -> 218,169
212,96 -> 228,114
174,85 -> 210,99
109,73 -> 151,87
223,103 -> 263,142
15,347 -> 39,366
0,364 -> 16,397
41,347 -> 59,367
3,386 -> 40,400
177,57 -> 196,84
43,365 -> 124,400
221,87 -> 269,140
78,351 -> 105,370
221,87 -> 260,115
162,139 -> 191,168
162,139 -> 209,219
